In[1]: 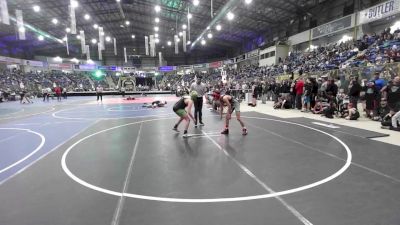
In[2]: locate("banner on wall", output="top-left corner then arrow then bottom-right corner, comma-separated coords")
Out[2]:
79,64 -> 96,71
23,60 -> 44,67
359,0 -> 400,25
209,61 -> 222,68
0,0 -> 10,25
312,15 -> 354,39
158,66 -> 176,72
246,49 -> 259,59
49,63 -> 72,70
0,56 -> 22,64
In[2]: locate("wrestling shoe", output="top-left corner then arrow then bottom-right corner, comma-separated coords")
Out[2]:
199,121 -> 205,126
221,129 -> 229,135
182,130 -> 189,138
242,128 -> 248,135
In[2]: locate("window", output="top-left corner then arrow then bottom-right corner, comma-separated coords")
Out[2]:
270,51 -> 275,57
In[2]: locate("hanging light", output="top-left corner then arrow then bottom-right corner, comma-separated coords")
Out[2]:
76,35 -> 81,39
216,24 -> 222,31
155,38 -> 160,43
207,33 -> 213,39
201,39 -> 206,45
91,38 -> 97,44
52,18 -> 58,25
167,41 -> 172,46
106,36 -> 111,42
93,24 -> 99,29
66,28 -> 71,33
131,35 -> 135,39
155,33 -> 159,38
155,17 -> 160,23
155,5 -> 161,12
71,0 -> 79,8
193,0 -> 200,6
182,24 -> 187,30
227,12 -> 234,20
33,5 -> 40,12
244,0 -> 252,4
84,14 -> 90,20
187,41 -> 191,45
38,35 -> 44,41
179,32 -> 183,36
187,13 -> 192,19
154,26 -> 159,32
125,20 -> 130,25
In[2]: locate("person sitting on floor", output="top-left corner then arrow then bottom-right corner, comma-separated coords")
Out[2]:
344,103 -> 360,120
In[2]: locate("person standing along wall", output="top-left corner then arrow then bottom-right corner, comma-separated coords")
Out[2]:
190,76 -> 207,126
96,85 -> 104,102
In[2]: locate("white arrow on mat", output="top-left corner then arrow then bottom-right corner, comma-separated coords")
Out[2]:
312,122 -> 340,129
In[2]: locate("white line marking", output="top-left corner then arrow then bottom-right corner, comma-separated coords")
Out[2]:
61,116 -> 352,203
311,122 -> 340,129
111,123 -> 143,225
247,122 -> 400,184
0,120 -> 100,187
0,128 -> 45,174
201,130 -> 313,225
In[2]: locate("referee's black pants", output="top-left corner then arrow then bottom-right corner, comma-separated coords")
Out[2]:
194,97 -> 203,123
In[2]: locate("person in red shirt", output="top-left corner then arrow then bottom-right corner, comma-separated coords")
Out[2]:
54,86 -> 62,102
295,78 -> 304,109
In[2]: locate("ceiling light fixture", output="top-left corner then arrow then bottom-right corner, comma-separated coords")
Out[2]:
155,5 -> 161,12
187,13 -> 192,19
91,38 -> 97,44
155,33 -> 159,38
216,24 -> 222,31
193,0 -> 200,6
33,5 -> 40,12
167,41 -> 172,46
66,27 -> 71,33
244,0 -> 252,4
201,39 -> 206,45
154,26 -> 159,32
179,32 -> 183,36
155,38 -> 160,43
93,24 -> 99,29
182,24 -> 187,30
71,0 -> 79,8
227,12 -> 234,20
38,35 -> 44,41
207,33 -> 213,39
131,35 -> 135,39
52,18 -> 58,25
155,17 -> 160,23
106,36 -> 111,42
84,14 -> 90,20
76,35 -> 81,39
125,20 -> 130,25
187,41 -> 191,45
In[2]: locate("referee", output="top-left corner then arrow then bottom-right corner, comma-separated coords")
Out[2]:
190,76 -> 207,126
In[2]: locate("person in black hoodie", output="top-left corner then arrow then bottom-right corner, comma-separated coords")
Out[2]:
348,76 -> 362,108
